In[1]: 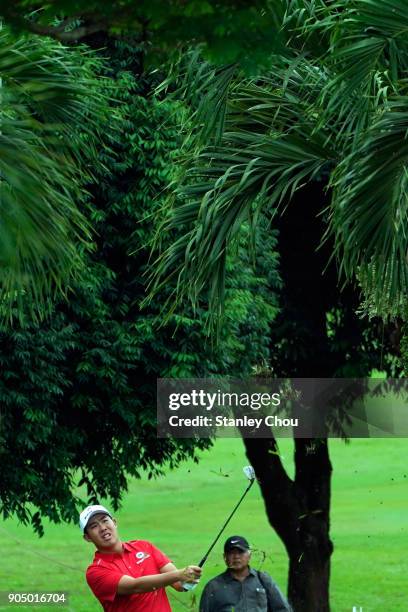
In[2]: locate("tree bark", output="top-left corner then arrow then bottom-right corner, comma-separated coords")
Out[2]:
242,433 -> 333,612
288,438 -> 333,611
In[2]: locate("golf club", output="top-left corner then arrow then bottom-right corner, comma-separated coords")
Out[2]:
182,465 -> 256,591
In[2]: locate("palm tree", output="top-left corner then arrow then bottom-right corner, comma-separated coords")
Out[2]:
149,2 -> 408,610
0,27 -> 107,323
151,0 -> 408,322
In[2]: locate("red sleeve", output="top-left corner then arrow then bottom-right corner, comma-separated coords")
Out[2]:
86,564 -> 122,605
143,541 -> 172,569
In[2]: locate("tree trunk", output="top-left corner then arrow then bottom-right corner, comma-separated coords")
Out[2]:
288,548 -> 331,612
287,437 -> 333,610
242,434 -> 333,612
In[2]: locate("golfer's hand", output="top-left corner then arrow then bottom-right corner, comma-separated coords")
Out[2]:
179,565 -> 202,583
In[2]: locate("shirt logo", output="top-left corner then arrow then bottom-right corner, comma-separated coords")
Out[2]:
135,552 -> 150,564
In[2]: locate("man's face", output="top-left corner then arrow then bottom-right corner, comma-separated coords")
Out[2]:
224,547 -> 251,571
83,513 -> 119,549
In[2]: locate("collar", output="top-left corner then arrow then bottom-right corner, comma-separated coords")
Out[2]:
94,541 -> 129,562
224,567 -> 257,581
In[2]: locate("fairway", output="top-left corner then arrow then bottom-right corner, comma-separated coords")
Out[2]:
0,437 -> 406,611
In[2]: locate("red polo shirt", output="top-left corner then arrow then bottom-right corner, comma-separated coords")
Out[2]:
86,540 -> 172,611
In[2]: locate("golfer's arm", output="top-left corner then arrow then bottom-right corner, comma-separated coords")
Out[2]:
160,562 -> 184,591
117,569 -> 181,595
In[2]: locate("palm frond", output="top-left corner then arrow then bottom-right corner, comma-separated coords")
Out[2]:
149,2 -> 408,321
156,47 -> 237,146
149,80 -> 334,315
0,29 -> 109,323
304,1 -> 408,137
329,99 -> 408,316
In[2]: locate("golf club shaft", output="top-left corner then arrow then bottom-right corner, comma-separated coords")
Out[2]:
198,479 -> 255,567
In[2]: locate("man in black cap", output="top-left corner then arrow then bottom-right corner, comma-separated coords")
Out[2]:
199,535 -> 290,612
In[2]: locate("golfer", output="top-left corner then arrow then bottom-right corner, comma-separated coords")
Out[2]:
81,504 -> 201,611
199,535 -> 290,612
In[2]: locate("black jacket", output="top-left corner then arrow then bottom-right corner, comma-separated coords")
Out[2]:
199,568 -> 290,612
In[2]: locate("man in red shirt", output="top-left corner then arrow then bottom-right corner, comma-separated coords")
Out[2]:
81,504 -> 201,611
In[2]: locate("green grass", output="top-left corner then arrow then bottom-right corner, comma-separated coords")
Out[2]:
0,438 -> 407,611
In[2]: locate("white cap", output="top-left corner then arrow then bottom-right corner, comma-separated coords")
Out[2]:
79,504 -> 112,532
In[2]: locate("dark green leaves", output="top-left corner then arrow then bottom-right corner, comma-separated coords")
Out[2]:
150,1 -> 408,320
331,100 -> 408,316
0,53 -> 280,534
0,29 -> 108,323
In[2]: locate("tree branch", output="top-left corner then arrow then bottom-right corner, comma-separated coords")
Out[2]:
25,19 -> 108,42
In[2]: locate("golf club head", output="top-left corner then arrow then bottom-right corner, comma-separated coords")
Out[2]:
181,581 -> 198,592
243,465 -> 256,481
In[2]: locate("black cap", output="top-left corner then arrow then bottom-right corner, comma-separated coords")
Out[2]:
224,536 -> 250,553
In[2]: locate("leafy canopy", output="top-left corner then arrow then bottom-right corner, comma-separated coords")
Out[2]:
149,0 -> 408,321
0,41 -> 280,534
2,0 -> 282,70
0,27 -> 108,322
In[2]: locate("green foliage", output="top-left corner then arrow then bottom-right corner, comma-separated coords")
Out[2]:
3,0 -> 283,71
149,1 -> 408,321
0,28 -> 109,321
0,41 -> 280,534
400,323 -> 408,375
